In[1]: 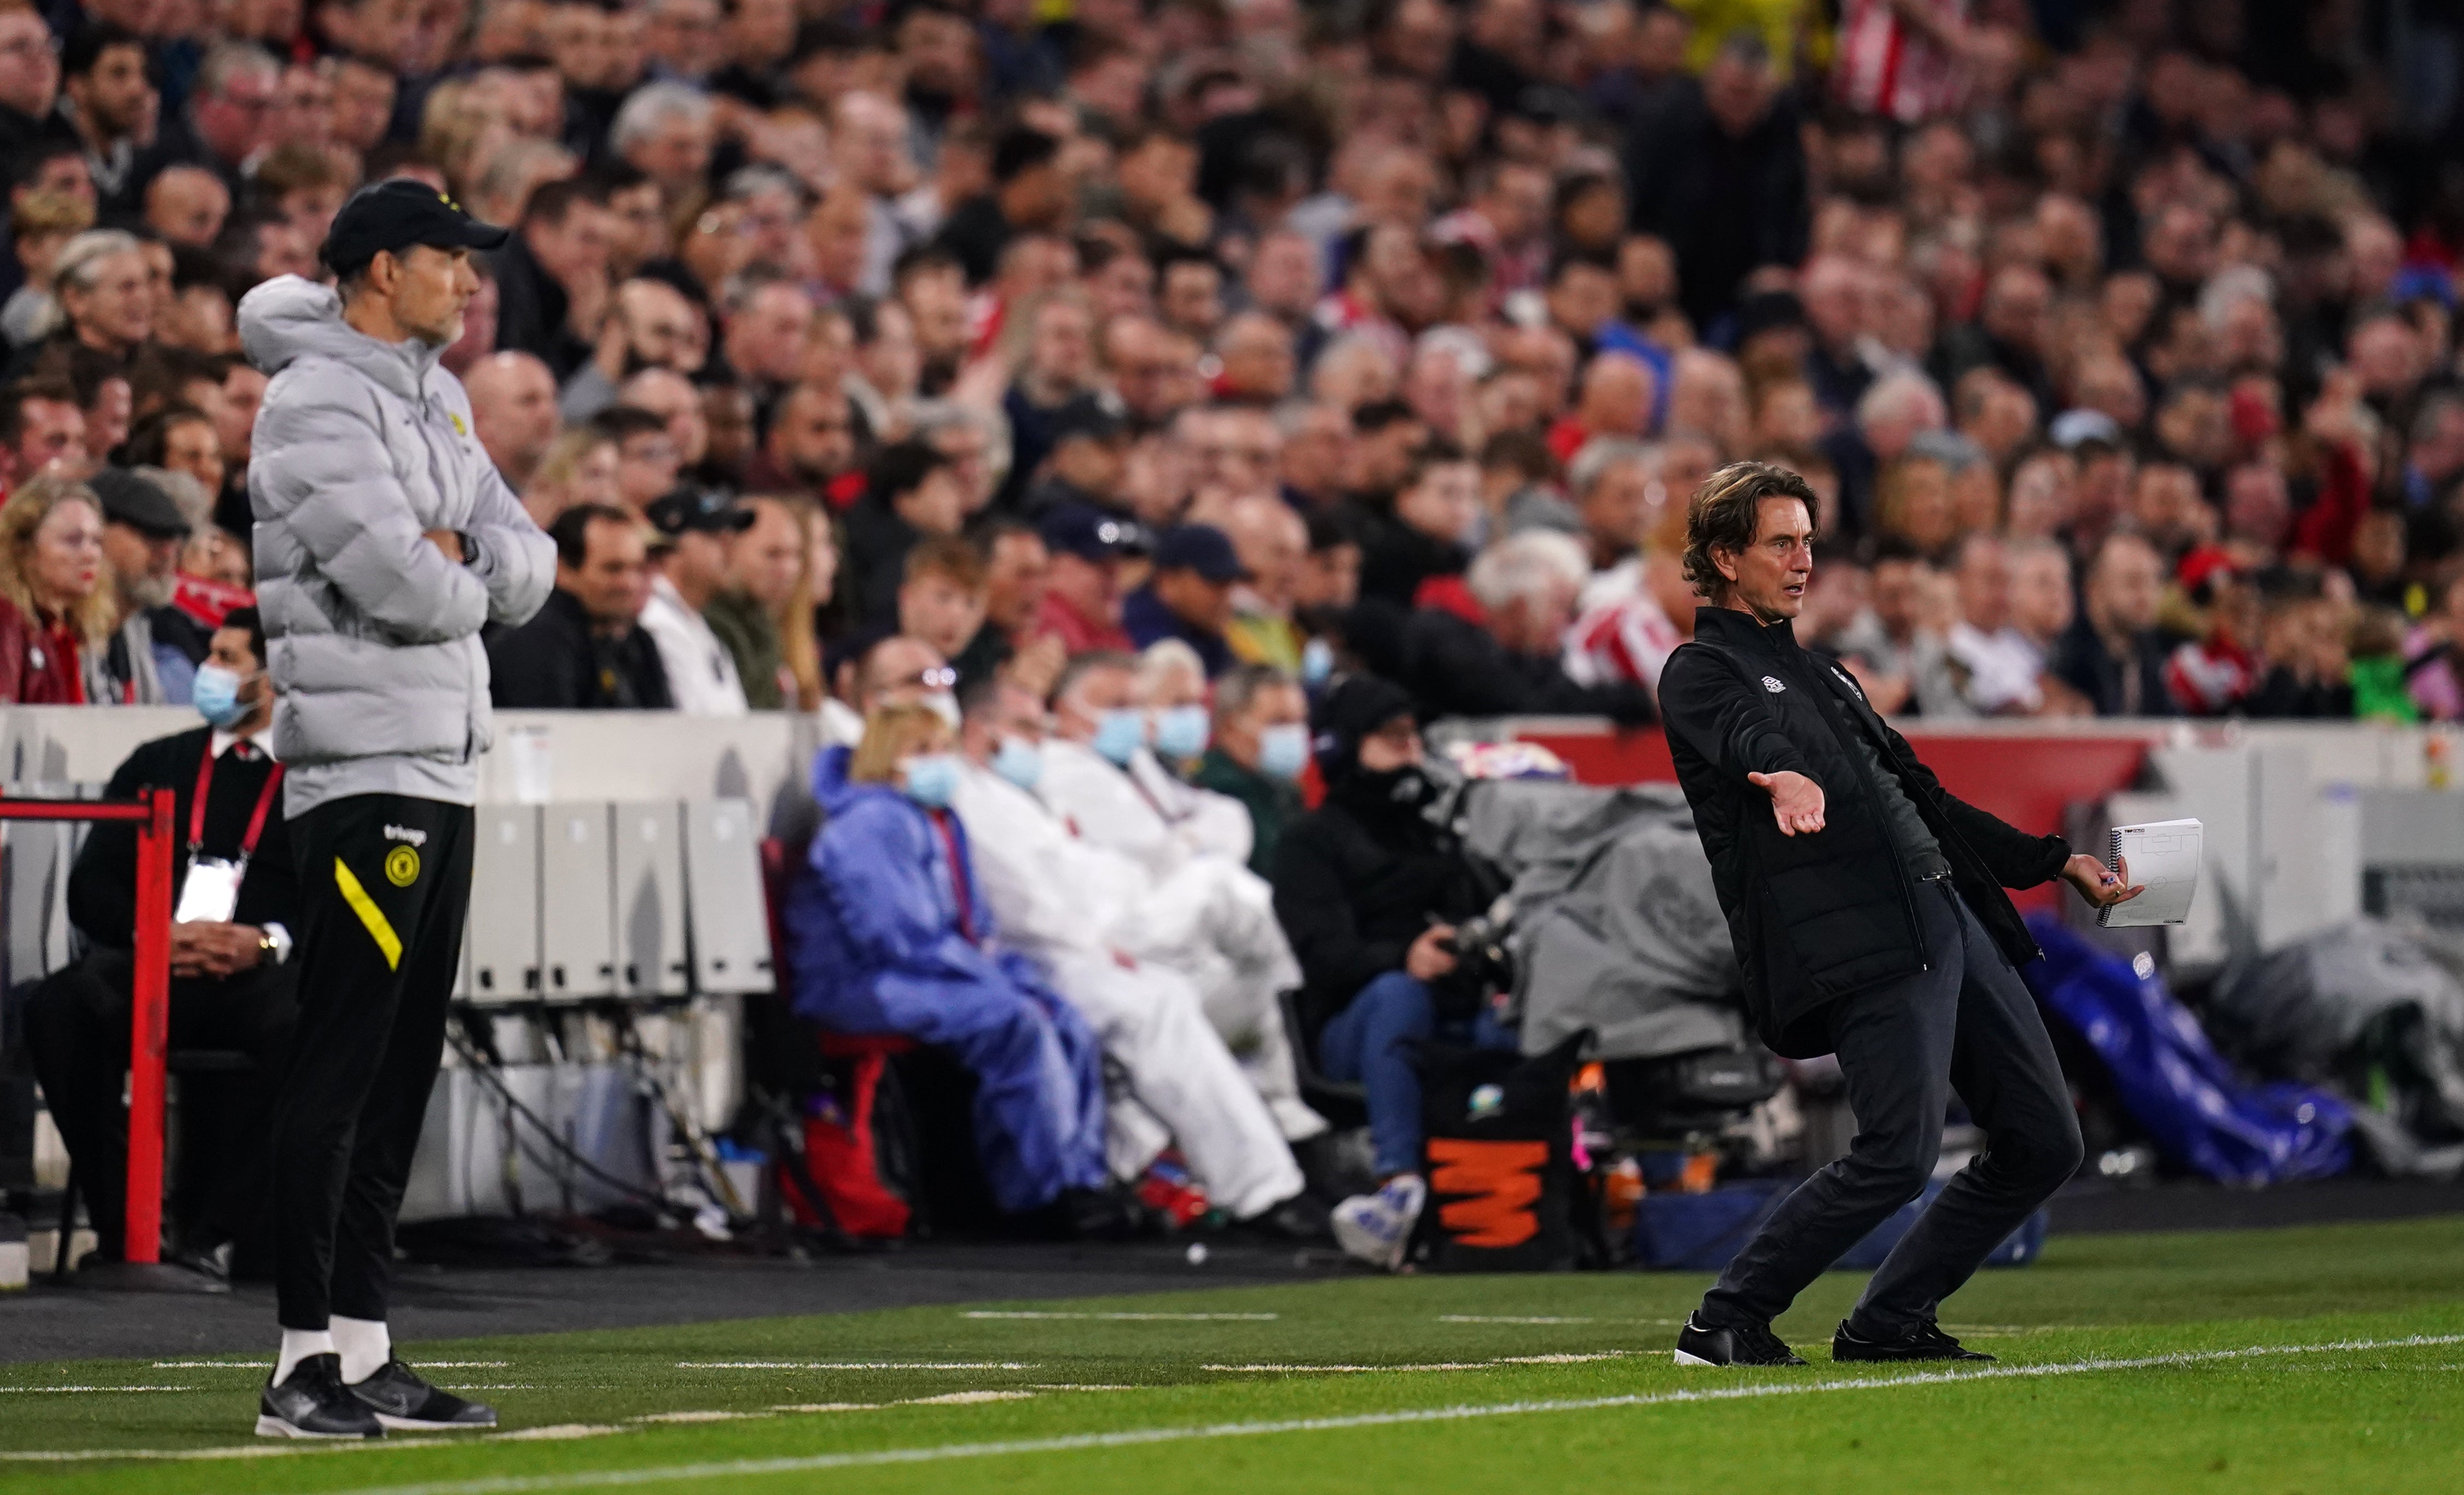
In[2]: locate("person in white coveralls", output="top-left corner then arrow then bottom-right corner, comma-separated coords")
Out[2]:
1033,648 -> 1323,1138
948,680 -> 1327,1237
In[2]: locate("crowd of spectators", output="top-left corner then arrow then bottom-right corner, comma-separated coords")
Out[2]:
7,0 -> 2464,1242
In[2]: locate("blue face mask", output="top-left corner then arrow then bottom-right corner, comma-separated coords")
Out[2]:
1092,708 -> 1146,766
900,752 -> 961,809
1301,637 -> 1335,688
992,736 -> 1043,792
1258,722 -> 1311,781
1151,704 -> 1210,761
192,664 -> 250,729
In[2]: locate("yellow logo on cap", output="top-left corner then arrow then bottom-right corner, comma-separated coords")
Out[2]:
385,845 -> 421,886
439,191 -> 460,211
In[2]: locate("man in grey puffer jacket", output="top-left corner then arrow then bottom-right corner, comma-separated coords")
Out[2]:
239,182 -> 553,1441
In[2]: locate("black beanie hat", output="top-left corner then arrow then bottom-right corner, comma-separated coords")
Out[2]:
1311,673 -> 1417,779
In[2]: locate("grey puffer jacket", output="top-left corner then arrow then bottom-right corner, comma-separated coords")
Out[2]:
240,275 -> 553,814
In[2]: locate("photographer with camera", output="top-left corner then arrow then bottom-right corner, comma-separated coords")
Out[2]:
1271,674 -> 1514,1270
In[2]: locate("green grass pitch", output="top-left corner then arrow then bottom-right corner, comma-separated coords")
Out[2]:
5,1214 -> 2463,1494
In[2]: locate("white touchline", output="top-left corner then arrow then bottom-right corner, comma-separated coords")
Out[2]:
673,1362 -> 1036,1371
299,1333 -> 2464,1495
0,1386 -> 199,1393
961,1312 -> 1280,1321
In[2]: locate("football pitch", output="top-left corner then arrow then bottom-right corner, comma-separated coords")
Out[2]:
5,1214 -> 2462,1494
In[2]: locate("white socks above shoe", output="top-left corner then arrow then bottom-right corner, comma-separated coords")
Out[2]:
331,1317 -> 391,1384
274,1329 -> 334,1384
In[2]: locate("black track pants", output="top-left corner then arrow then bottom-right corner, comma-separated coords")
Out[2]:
1701,878 -> 2085,1334
266,794 -> 474,1330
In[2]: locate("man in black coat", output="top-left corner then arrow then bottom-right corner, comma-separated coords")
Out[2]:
1270,674 -> 1505,1269
488,504 -> 674,709
1624,36 -> 1810,334
24,608 -> 298,1282
1656,462 -> 2138,1368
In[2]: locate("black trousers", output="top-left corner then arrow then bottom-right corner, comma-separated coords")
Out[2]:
265,793 -> 474,1330
1703,879 -> 2084,1334
23,950 -> 296,1260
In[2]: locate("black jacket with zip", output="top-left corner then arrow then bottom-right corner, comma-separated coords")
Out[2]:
1659,606 -> 2069,1057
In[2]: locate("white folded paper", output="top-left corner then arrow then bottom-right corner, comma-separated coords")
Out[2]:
2098,818 -> 2202,928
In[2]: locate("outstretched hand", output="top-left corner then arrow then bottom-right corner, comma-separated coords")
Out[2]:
2062,854 -> 2144,909
1748,770 -> 1826,836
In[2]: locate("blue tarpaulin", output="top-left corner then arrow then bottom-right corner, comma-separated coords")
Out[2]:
2023,916 -> 2352,1186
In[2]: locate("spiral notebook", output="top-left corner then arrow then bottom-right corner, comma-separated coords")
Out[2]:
2098,818 -> 2203,928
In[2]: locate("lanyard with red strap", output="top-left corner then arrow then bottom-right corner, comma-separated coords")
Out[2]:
927,810 -> 977,943
190,738 -> 285,870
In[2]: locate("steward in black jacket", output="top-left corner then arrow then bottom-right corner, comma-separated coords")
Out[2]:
1655,462 -> 2137,1369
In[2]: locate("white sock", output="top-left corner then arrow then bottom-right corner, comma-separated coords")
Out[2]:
331,1316 -> 391,1384
275,1329 -> 334,1384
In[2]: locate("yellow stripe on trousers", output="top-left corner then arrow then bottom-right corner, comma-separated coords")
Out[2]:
334,856 -> 403,970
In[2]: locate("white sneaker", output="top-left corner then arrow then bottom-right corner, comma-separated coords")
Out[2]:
1331,1174 -> 1427,1271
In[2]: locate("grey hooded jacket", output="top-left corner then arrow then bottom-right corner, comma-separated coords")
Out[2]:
240,275 -> 554,816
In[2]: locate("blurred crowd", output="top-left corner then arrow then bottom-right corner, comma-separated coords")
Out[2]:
4,0 -> 2464,733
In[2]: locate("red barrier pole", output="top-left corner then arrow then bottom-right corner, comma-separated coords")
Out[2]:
124,786 -> 176,1266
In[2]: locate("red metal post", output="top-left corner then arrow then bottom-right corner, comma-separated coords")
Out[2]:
124,786 -> 176,1266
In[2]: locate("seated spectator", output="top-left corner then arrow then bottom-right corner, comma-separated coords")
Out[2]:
462,351 -> 561,491
741,378 -> 859,503
2051,532 -> 2179,717
25,607 -> 297,1281
1355,439 -> 1481,606
597,405 -> 685,517
2003,538 -> 2086,714
1348,530 -> 1657,725
1,375 -> 91,489
1132,638 -> 1215,771
1031,502 -> 1144,654
780,702 -> 1116,1224
1040,648 -> 1253,871
1479,428 -> 1575,536
1831,538 -> 1962,716
521,425 -> 623,530
1272,676 -> 1514,1269
2247,585 -> 2356,720
92,467 -> 210,704
0,473 -> 113,702
952,520 -> 1060,694
487,503 -> 672,709
2164,547 -> 2263,716
1939,533 -> 2043,717
1874,450 -> 1959,559
705,494 -> 812,710
2404,572 -> 2464,722
818,634 -> 956,750
897,535 -> 989,673
1018,399 -> 1129,516
1122,523 -> 1245,677
1193,663 -> 1310,878
843,438 -> 963,627
948,680 -> 1325,1230
640,488 -> 753,715
1216,492 -> 1309,673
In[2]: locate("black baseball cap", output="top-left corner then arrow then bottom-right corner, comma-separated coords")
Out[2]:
88,467 -> 190,539
1153,524 -> 1249,583
1039,502 -> 1148,562
320,179 -> 511,278
645,486 -> 755,538
1047,393 -> 1127,445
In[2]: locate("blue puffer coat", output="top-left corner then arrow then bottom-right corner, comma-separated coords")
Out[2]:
784,746 -> 1109,1213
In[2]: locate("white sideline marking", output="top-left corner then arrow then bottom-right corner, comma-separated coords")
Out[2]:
11,1334 -> 2459,1473
961,1312 -> 1279,1321
302,1334 -> 2464,1494
1205,1353 -> 1633,1374
0,1385 -> 198,1393
901,1391 -> 1037,1406
1437,1316 -> 1688,1328
152,1360 -> 511,1370
674,1361 -> 1035,1371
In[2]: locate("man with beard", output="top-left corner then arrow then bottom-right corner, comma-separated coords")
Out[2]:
559,276 -> 704,423
92,467 -> 211,703
742,379 -> 860,502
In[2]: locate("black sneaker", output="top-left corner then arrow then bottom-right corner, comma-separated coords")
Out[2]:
257,1353 -> 382,1439
1674,1313 -> 1807,1367
1832,1319 -> 1996,1363
348,1358 -> 499,1430
1232,1192 -> 1334,1242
